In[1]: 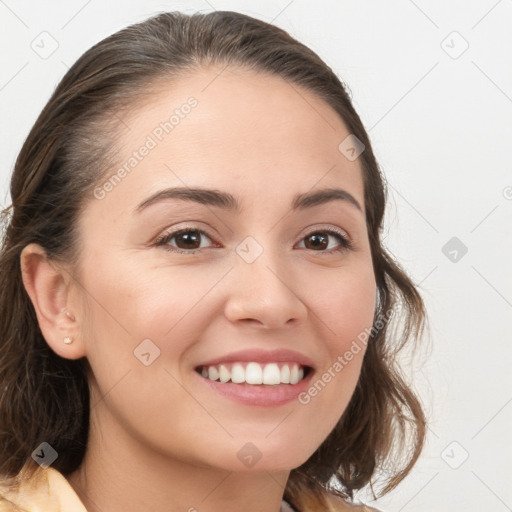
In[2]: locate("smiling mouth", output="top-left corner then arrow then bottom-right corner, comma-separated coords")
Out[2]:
195,362 -> 312,386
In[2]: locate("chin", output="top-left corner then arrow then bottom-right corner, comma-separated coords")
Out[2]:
200,437 -> 318,474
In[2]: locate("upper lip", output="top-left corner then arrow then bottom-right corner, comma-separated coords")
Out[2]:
195,348 -> 315,369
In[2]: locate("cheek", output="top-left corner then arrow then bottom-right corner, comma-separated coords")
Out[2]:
76,260 -> 206,448
77,255 -> 225,381
300,265 -> 376,421
318,264 -> 376,354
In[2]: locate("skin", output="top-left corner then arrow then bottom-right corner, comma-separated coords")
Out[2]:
20,65 -> 377,512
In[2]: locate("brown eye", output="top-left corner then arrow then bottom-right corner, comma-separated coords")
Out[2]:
155,229 -> 214,253
155,227 -> 353,255
304,232 -> 329,250
174,230 -> 202,250
299,229 -> 353,253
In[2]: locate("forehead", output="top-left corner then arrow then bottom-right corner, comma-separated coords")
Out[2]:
93,65 -> 365,218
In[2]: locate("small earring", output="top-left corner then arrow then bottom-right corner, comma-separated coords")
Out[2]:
63,336 -> 73,344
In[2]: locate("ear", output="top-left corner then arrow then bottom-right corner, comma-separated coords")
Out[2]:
20,243 -> 86,360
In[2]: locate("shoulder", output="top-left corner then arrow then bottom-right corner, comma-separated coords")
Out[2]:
323,491 -> 385,512
0,466 -> 86,512
0,466 -> 56,512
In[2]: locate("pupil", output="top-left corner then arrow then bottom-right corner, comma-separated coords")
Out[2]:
308,233 -> 327,250
178,231 -> 200,249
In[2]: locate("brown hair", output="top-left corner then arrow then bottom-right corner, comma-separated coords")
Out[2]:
0,10 -> 427,511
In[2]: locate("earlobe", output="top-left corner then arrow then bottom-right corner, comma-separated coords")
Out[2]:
19,243 -> 86,360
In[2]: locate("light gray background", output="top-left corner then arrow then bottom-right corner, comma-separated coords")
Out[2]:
1,1 -> 511,510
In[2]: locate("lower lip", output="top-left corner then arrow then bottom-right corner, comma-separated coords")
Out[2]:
195,370 -> 314,407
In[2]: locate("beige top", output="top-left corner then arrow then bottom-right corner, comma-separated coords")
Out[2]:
0,467 -> 87,512
0,466 -> 383,512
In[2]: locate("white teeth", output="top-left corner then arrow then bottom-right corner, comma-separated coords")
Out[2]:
290,364 -> 300,385
199,362 -> 307,385
208,366 -> 219,381
219,364 -> 230,383
280,364 -> 290,383
245,362 -> 263,384
262,363 -> 281,385
231,363 -> 245,383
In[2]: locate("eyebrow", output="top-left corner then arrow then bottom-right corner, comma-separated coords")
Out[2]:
135,186 -> 363,215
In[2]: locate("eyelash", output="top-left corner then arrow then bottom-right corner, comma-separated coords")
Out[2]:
154,226 -> 354,255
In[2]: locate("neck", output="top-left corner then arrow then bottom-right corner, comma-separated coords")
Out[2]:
66,398 -> 290,512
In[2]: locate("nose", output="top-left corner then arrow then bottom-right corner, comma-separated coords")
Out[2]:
223,241 -> 308,330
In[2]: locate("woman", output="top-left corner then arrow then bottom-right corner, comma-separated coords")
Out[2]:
0,10 -> 427,512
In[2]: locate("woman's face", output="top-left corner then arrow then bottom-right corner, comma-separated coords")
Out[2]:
71,65 -> 376,472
